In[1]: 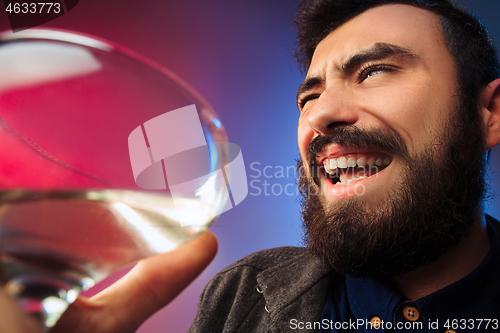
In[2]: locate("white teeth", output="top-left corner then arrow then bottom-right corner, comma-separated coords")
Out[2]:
336,176 -> 366,185
357,156 -> 367,167
329,159 -> 337,170
324,162 -> 331,173
323,155 -> 392,175
337,157 -> 348,168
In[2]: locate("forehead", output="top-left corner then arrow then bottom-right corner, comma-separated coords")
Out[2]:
308,4 -> 452,76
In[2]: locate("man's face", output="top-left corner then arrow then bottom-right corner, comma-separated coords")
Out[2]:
296,4 -> 487,277
297,4 -> 459,204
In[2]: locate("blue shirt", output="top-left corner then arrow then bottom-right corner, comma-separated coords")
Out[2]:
320,215 -> 500,332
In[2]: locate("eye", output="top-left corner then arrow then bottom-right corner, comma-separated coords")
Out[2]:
357,64 -> 395,83
298,94 -> 320,111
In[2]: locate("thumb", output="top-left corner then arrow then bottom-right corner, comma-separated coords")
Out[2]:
53,231 -> 218,333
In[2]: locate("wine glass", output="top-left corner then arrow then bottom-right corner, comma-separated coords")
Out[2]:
0,29 -> 244,331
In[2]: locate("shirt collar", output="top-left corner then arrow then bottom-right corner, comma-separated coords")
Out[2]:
345,215 -> 500,332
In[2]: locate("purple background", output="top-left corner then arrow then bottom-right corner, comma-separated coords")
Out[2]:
1,0 -> 499,332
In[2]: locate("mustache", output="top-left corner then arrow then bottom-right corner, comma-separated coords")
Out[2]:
307,126 -> 409,169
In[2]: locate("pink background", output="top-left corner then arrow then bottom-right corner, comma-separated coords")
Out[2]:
1,0 -> 499,332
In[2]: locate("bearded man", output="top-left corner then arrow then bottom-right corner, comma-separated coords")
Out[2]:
187,0 -> 500,332
2,0 -> 500,332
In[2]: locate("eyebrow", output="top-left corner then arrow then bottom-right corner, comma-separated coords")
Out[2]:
296,77 -> 324,104
296,43 -> 419,104
342,43 -> 418,73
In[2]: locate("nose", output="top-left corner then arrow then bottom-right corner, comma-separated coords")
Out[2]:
307,88 -> 358,136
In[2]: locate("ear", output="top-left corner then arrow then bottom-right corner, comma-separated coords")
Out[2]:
480,78 -> 500,150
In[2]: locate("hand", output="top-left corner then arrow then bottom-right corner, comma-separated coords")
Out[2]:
0,231 -> 218,333
0,281 -> 40,332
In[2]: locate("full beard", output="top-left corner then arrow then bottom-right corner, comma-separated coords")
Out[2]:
299,102 -> 487,279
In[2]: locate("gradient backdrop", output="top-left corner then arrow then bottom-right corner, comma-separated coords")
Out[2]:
0,0 -> 499,332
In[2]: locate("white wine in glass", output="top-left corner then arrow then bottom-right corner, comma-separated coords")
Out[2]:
0,29 -> 236,330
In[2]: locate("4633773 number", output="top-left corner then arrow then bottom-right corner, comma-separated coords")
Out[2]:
444,319 -> 499,330
5,3 -> 61,14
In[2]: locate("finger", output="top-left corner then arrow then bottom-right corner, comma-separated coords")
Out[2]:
0,287 -> 40,333
53,231 -> 218,333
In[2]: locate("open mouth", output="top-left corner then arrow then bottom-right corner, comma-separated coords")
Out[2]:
322,154 -> 393,185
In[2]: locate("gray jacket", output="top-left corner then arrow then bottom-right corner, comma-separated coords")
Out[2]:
188,216 -> 500,332
188,247 -> 333,333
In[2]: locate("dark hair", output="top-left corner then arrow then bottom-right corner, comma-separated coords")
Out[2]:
294,0 -> 500,101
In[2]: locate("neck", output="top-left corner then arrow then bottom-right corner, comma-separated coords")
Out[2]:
391,214 -> 490,300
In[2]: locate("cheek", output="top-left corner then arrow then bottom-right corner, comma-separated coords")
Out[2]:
362,79 -> 449,148
297,118 -> 313,161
